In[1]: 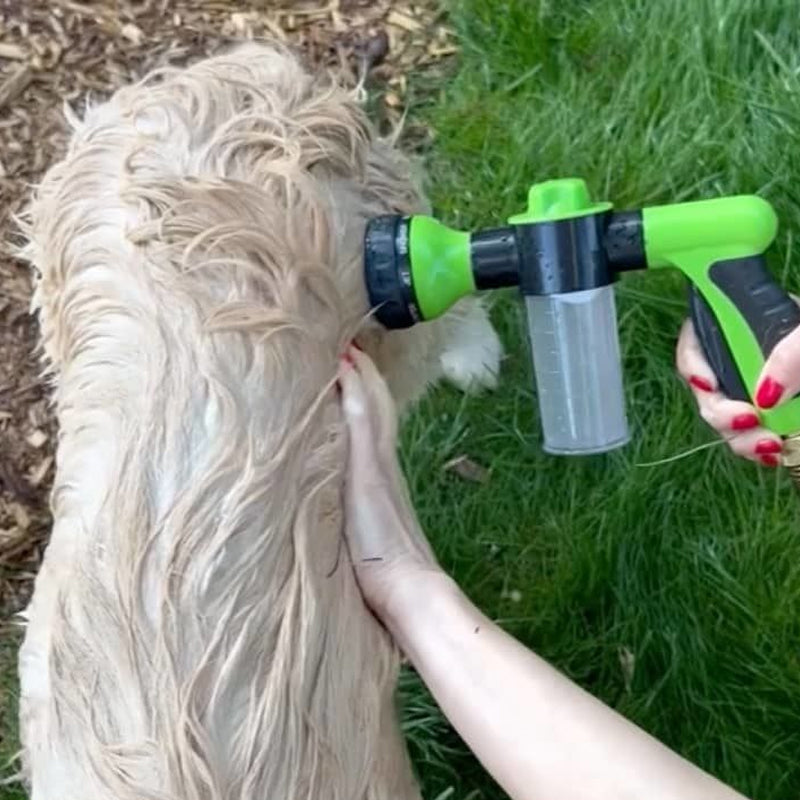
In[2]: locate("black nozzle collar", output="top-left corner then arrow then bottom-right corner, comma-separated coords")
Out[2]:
364,215 -> 420,329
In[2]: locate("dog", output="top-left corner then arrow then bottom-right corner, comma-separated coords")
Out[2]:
16,42 -> 502,800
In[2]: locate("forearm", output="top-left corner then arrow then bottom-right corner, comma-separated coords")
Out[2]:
387,573 -> 748,800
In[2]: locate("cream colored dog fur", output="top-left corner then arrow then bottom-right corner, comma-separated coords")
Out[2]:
16,43 -> 502,800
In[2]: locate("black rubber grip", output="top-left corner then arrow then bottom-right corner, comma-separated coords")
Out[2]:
689,254 -> 800,402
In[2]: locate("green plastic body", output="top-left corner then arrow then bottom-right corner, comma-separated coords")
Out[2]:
642,196 -> 800,435
408,216 -> 473,320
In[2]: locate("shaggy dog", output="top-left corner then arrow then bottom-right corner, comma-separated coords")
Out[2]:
16,43 -> 502,800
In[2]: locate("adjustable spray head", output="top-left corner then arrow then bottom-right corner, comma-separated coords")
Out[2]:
365,179 -> 800,470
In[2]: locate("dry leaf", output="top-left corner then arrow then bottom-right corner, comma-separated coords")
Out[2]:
262,15 -> 289,41
0,43 -> 27,60
229,12 -> 256,37
26,428 -> 47,449
427,44 -> 457,58
10,502 -> 31,530
28,455 -> 53,488
443,455 -> 490,484
435,25 -> 452,42
0,64 -> 33,110
120,23 -> 144,45
0,527 -> 26,549
387,10 -> 422,32
384,91 -> 402,108
331,10 -> 346,33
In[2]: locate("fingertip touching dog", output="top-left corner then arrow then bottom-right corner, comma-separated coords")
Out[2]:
16,41 -> 502,800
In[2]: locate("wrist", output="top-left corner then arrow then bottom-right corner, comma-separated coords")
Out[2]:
380,566 -> 463,652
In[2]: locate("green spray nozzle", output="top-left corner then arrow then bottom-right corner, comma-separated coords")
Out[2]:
406,216 -> 473,320
363,178 -> 800,451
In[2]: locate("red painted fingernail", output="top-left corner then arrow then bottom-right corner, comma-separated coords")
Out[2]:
755,439 -> 783,455
689,375 -> 713,392
731,413 -> 759,431
755,376 -> 785,409
760,454 -> 780,468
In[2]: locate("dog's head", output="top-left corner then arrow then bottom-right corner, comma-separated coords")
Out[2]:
35,41 -> 497,415
179,42 -> 494,411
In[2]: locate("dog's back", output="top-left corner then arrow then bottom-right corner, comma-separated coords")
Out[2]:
17,44 -> 433,800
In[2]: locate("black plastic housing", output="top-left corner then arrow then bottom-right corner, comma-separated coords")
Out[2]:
363,215 -> 419,329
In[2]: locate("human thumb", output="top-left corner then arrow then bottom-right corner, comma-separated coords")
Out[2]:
338,353 -> 378,480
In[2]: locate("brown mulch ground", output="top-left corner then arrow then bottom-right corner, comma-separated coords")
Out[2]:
0,0 -> 456,622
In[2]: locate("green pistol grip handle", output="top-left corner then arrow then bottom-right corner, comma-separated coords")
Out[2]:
643,196 -> 800,436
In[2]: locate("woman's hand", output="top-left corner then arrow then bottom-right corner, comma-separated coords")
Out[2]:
676,317 -> 800,466
338,346 -> 446,627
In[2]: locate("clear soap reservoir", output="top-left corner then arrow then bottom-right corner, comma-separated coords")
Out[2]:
524,285 -> 630,455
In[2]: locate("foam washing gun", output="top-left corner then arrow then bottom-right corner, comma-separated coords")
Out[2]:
364,178 -> 800,481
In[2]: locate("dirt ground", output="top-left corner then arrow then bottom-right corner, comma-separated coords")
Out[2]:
0,0 -> 454,623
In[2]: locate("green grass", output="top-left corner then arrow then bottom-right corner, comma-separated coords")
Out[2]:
4,1 -> 800,798
397,1 -> 800,797
0,633 -> 23,800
